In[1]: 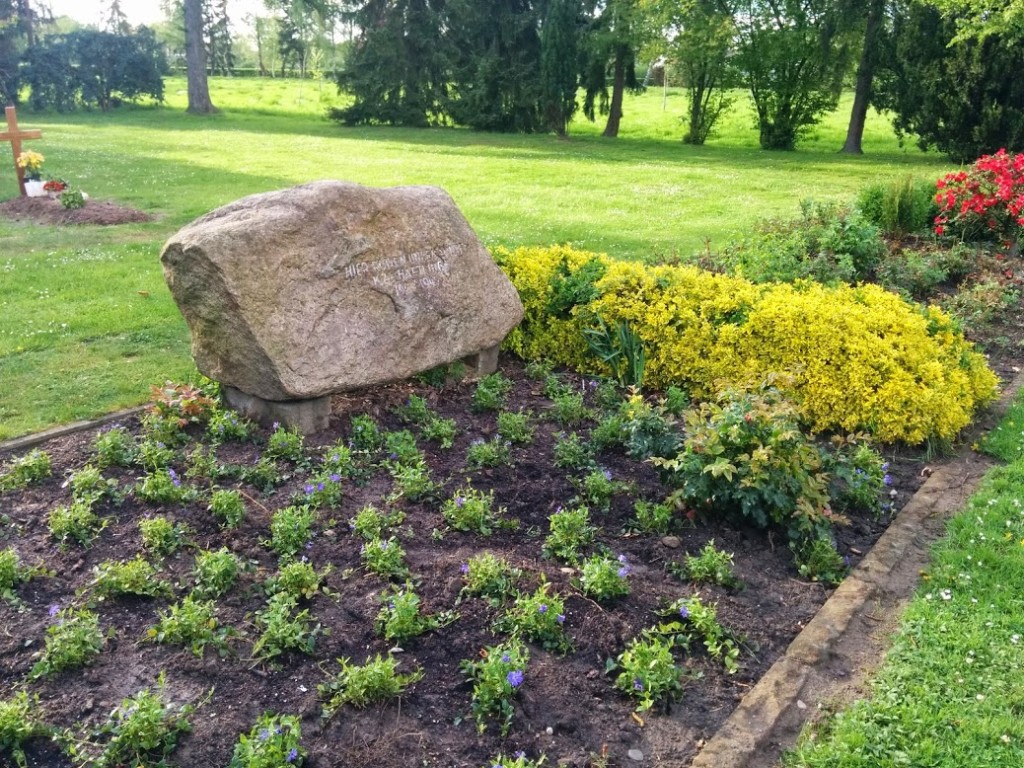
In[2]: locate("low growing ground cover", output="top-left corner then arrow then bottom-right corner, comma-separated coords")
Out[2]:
0,361 -> 922,767
784,393 -> 1024,767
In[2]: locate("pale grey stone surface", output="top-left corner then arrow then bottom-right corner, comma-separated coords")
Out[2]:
161,181 -> 523,402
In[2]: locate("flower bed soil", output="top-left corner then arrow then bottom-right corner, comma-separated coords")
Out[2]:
0,196 -> 153,226
0,357 -> 975,767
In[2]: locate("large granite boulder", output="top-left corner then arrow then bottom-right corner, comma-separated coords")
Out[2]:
161,181 -> 524,426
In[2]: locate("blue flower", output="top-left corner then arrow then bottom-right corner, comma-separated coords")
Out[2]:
48,604 -> 60,617
501,652 -> 511,663
330,473 -> 341,483
679,605 -> 690,619
460,562 -> 469,574
506,669 -> 524,688
258,728 -> 269,741
633,678 -> 644,691
618,565 -> 631,578
317,482 -> 325,491
883,474 -> 893,486
556,613 -> 565,624
537,604 -> 548,614
304,484 -> 315,494
286,747 -> 299,763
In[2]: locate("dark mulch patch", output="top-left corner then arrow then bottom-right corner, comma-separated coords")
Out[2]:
0,355 -> 1008,768
0,195 -> 153,225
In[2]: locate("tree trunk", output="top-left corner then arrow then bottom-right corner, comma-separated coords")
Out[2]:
841,0 -> 884,154
184,0 -> 218,114
603,47 -> 625,138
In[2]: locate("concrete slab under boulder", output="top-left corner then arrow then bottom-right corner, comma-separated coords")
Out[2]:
160,181 -> 524,432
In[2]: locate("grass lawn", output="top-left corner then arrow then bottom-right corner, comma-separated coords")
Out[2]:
783,393 -> 1024,767
0,77 -> 953,439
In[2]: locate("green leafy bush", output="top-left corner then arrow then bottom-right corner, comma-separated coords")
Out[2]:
30,607 -> 104,678
460,642 -> 529,735
229,713 -> 306,768
251,593 -> 320,662
577,554 -> 631,602
494,583 -> 569,653
614,633 -> 683,712
0,691 -> 44,768
856,175 -> 938,238
543,505 -> 596,563
0,449 -> 51,492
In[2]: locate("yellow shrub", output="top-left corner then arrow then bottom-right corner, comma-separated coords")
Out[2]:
493,246 -> 999,445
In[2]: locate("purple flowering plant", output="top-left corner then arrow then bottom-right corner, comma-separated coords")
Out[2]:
230,712 -> 306,767
459,641 -> 529,735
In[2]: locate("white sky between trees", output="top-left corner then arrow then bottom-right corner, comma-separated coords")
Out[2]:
43,0 -> 266,29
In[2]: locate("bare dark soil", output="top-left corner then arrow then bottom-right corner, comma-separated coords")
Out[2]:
0,356 -> 964,768
0,195 -> 153,225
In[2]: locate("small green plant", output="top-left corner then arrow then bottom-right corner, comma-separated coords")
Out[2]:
548,389 -> 592,427
460,642 -> 529,735
856,174 -> 937,239
393,394 -> 457,450
589,412 -> 627,451
442,486 -> 509,535
0,548 -> 27,600
387,458 -> 438,502
0,449 -> 51,492
466,436 -> 513,469
135,467 -> 199,504
582,315 -> 647,389
318,654 -> 424,716
494,583 -> 569,652
293,471 -> 345,509
58,188 -> 85,209
148,595 -> 230,656
415,360 -> 466,386
266,560 -> 330,600
572,468 -> 621,512
264,423 -> 305,463
348,413 -> 384,453
577,554 -> 631,602
383,428 -> 423,465
192,547 -> 242,599
792,535 -> 848,585
481,753 -> 546,768
65,675 -> 197,768
662,386 -> 690,417
497,410 -> 535,444
68,464 -> 120,505
349,504 -> 405,541
92,556 -> 171,598
48,499 -> 105,548
229,712 -> 306,768
136,437 -> 177,470
632,499 -> 673,535
209,488 -> 247,528
251,592 -> 320,662
30,606 -> 104,678
825,438 -> 887,515
458,552 -> 523,605
614,633 -> 683,712
320,441 -> 369,483
543,505 -> 596,563
91,425 -> 137,468
524,359 -> 554,380
268,505 -> 317,561
472,372 -> 514,412
552,432 -> 595,470
185,444 -> 230,481
205,408 -> 254,443
139,410 -> 187,448
658,596 -> 741,673
139,515 -> 189,556
240,456 -> 286,492
619,395 -> 681,460
672,540 -> 741,589
375,584 -> 453,643
361,536 -> 410,580
0,691 -> 44,768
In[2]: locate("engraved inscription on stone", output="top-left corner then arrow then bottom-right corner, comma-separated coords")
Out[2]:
342,243 -> 462,295
316,234 -> 372,278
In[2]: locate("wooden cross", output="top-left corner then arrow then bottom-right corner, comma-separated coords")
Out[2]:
1,106 -> 42,197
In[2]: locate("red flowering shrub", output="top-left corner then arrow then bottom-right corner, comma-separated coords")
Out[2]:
934,149 -> 1024,243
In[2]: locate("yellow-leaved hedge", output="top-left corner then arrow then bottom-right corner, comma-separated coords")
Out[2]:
494,245 -> 999,445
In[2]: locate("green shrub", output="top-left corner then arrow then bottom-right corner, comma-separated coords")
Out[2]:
496,245 -> 997,444
658,596 -> 741,673
654,387 -> 836,543
30,607 -> 104,678
577,554 -> 631,602
0,691 -> 44,768
472,373 -> 514,412
208,488 -> 246,528
672,540 -> 741,589
92,426 -> 137,468
442,487 -> 509,534
92,556 -> 171,598
543,505 -> 596,563
148,596 -> 229,656
49,499 -> 105,548
192,547 -> 242,599
493,583 -> 569,653
458,552 -> 522,605
251,593 -> 320,662
459,642 -> 529,736
614,633 -> 683,712
0,449 -> 51,492
856,175 -> 938,238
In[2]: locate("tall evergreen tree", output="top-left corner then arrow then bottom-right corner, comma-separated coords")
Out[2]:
873,1 -> 1024,161
332,0 -> 449,126
445,0 -> 545,132
540,0 -> 581,136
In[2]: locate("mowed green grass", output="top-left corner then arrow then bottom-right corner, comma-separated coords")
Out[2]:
0,77 -> 953,439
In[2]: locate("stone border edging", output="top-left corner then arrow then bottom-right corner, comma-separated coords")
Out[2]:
0,406 -> 147,455
671,370 -> 1024,768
